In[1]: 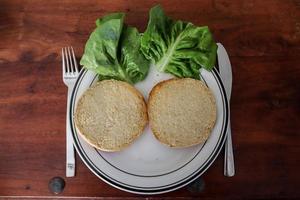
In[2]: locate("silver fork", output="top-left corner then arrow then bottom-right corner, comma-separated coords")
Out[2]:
62,47 -> 79,177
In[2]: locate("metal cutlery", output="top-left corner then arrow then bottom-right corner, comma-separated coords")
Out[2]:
62,46 -> 79,177
217,43 -> 235,177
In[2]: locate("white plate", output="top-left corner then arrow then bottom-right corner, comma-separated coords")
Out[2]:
70,65 -> 228,194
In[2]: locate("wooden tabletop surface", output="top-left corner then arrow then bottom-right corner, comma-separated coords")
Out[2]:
0,0 -> 300,199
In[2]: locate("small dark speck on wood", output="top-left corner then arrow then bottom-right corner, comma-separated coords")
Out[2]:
25,185 -> 31,190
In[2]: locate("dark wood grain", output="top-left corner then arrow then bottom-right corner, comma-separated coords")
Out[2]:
0,0 -> 299,199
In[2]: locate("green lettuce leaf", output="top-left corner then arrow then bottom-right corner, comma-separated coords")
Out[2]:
119,26 -> 150,82
141,5 -> 217,79
80,13 -> 149,84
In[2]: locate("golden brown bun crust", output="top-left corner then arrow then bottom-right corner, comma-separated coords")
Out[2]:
74,80 -> 148,152
148,78 -> 217,148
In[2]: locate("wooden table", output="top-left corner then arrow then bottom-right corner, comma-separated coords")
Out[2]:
1,0 -> 299,199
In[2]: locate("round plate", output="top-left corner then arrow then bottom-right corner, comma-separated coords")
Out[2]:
70,66 -> 228,194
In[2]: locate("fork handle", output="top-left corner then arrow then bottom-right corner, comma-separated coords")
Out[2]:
224,118 -> 235,177
66,87 -> 75,177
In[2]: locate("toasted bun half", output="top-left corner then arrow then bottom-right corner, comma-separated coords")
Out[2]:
148,78 -> 217,148
74,80 -> 148,152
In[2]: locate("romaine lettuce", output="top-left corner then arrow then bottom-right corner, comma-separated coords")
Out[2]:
141,5 -> 217,79
80,13 -> 149,84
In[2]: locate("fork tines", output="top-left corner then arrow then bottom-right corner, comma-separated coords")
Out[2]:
62,47 -> 79,74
